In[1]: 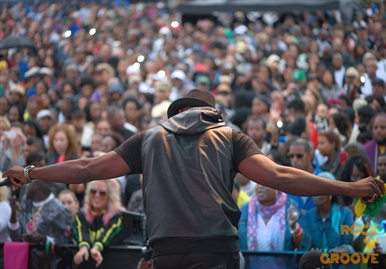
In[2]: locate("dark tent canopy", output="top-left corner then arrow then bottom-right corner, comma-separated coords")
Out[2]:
177,0 -> 340,14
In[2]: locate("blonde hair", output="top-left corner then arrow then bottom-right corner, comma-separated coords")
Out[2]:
0,186 -> 10,203
0,116 -> 11,130
83,179 -> 124,226
58,189 -> 78,203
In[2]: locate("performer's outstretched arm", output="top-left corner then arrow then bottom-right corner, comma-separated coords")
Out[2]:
239,154 -> 384,200
3,152 -> 131,190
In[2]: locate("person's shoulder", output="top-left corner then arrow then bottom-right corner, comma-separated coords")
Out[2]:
363,140 -> 375,150
0,200 -> 11,211
339,204 -> 353,216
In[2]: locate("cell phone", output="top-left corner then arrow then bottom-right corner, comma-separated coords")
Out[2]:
22,233 -> 33,237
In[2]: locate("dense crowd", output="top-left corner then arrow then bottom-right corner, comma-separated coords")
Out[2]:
0,1 -> 386,269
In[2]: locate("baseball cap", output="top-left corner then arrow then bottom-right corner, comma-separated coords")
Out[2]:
37,109 -> 53,120
24,67 -> 41,80
11,85 -> 25,96
195,75 -> 210,86
95,63 -> 115,78
167,89 -> 215,118
171,70 -> 186,81
216,84 -> 232,95
156,81 -> 172,92
40,67 -> 52,76
345,67 -> 360,78
126,64 -> 141,75
353,98 -> 368,111
292,69 -> 307,82
152,71 -> 168,82
372,78 -> 385,87
266,54 -> 281,69
129,75 -> 142,85
108,83 -> 124,95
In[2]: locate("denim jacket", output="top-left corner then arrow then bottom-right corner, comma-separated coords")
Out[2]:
238,199 -> 311,251
299,204 -> 354,252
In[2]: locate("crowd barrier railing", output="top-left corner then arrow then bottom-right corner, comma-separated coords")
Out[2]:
1,243 -> 385,269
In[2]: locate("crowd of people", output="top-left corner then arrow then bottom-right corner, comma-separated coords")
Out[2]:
0,0 -> 385,269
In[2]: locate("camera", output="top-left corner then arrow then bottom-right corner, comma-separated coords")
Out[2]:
4,131 -> 16,139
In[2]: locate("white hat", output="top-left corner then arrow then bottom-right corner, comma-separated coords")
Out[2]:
126,65 -> 141,75
40,67 -> 52,76
234,25 -> 248,35
159,27 -> 171,36
152,72 -> 168,82
24,67 -> 41,79
362,52 -> 376,64
138,82 -> 152,94
37,109 -> 53,120
266,54 -> 281,69
171,70 -> 186,81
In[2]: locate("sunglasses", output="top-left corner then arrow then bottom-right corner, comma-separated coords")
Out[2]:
288,154 -> 304,159
90,189 -> 107,196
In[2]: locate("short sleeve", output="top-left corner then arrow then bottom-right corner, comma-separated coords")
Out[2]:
232,130 -> 262,171
114,131 -> 145,174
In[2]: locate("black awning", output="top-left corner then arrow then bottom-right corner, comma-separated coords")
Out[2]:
177,0 -> 340,14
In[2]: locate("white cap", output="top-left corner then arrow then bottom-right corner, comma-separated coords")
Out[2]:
24,67 -> 40,79
152,72 -> 168,82
37,109 -> 53,120
171,70 -> 186,81
138,82 -> 152,94
40,67 -> 52,76
234,25 -> 248,35
126,65 -> 141,75
159,27 -> 171,36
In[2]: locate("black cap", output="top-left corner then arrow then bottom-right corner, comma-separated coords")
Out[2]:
372,78 -> 385,87
254,94 -> 271,109
167,89 -> 215,118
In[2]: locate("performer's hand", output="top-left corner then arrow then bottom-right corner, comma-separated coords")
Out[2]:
3,166 -> 28,191
90,246 -> 103,267
74,246 -> 89,265
349,177 -> 384,201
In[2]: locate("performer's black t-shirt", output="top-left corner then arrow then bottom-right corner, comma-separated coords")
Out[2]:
115,129 -> 262,173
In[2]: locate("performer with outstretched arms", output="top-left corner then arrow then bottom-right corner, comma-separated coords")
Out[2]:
3,90 -> 384,269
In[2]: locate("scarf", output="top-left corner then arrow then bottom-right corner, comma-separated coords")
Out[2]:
247,191 -> 287,251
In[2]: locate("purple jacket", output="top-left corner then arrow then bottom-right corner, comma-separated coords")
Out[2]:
364,139 -> 380,174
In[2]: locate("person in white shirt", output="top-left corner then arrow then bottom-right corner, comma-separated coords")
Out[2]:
333,53 -> 346,89
0,182 -> 11,243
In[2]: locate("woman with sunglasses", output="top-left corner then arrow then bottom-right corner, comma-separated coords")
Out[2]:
73,179 -> 125,268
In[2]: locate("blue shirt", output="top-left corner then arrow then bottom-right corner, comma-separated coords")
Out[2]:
300,204 -> 354,251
